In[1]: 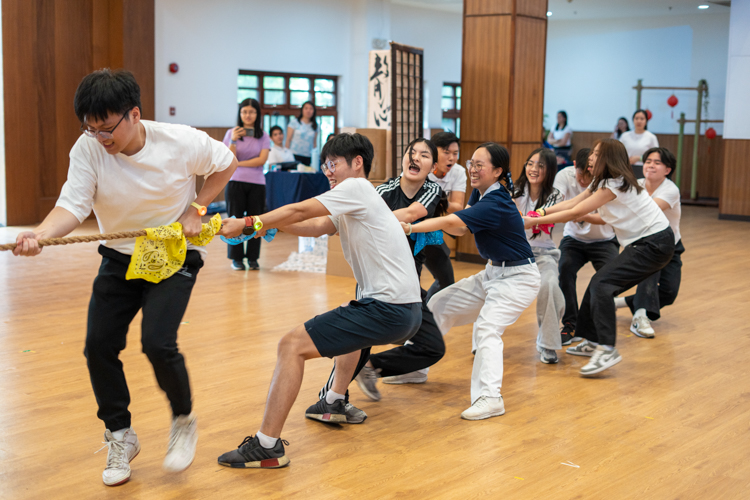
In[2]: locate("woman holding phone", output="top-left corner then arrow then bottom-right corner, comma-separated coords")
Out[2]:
223,98 -> 270,270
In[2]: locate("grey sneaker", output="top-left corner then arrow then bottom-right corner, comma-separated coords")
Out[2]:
99,428 -> 140,487
538,347 -> 559,364
566,339 -> 596,357
580,346 -> 622,376
630,316 -> 655,338
163,413 -> 198,472
382,370 -> 428,385
355,365 -> 381,401
344,402 -> 368,424
218,435 -> 290,469
304,398 -> 347,424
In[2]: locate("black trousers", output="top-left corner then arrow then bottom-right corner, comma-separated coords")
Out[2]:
576,228 -> 674,347
625,239 -> 684,321
85,246 -> 203,430
225,181 -> 266,262
317,302 -> 442,400
423,241 -> 455,302
558,236 -> 620,329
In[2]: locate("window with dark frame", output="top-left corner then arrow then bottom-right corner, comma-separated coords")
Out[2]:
237,70 -> 338,150
442,82 -> 461,138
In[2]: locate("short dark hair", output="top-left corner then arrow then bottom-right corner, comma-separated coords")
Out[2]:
74,69 -> 142,124
431,131 -> 460,150
643,147 -> 676,178
321,133 -> 374,177
575,148 -> 591,171
237,98 -> 263,139
269,125 -> 283,136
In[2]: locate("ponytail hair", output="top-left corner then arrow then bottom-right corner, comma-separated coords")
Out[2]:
477,142 -> 512,193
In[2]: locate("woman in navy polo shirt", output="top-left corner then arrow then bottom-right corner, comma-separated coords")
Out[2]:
403,142 -> 541,421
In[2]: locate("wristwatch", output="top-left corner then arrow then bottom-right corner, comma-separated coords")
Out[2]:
191,202 -> 207,216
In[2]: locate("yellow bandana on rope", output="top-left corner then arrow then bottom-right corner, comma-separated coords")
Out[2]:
126,213 -> 222,283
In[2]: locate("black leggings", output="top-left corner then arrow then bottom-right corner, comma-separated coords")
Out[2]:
423,241 -> 455,302
576,228 -> 674,346
225,181 -> 266,262
625,239 -> 684,321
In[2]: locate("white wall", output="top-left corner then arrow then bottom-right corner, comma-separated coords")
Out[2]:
723,0 -> 750,139
155,0 -> 462,130
544,12 -> 730,135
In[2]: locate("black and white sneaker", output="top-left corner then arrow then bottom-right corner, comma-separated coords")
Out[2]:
304,398 -> 348,424
580,346 -> 622,376
217,435 -> 290,469
560,323 -> 576,346
566,339 -> 596,357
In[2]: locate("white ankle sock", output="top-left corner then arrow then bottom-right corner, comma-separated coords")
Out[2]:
614,297 -> 627,308
634,308 -> 647,319
325,390 -> 345,405
256,431 -> 278,449
601,345 -> 614,351
111,428 -> 128,441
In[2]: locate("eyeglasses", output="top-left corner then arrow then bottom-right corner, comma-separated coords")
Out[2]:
466,160 -> 486,172
322,158 -> 344,173
81,108 -> 133,140
525,160 -> 546,170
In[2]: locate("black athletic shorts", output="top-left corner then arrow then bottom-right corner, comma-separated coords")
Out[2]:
304,298 -> 421,358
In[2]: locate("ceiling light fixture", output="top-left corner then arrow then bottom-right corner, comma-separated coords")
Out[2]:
547,11 -> 552,16
698,4 -> 709,8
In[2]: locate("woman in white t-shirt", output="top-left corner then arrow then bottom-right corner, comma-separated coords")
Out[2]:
547,110 -> 573,164
513,148 -> 565,364
524,139 -> 674,377
618,109 -> 658,178
616,147 -> 683,339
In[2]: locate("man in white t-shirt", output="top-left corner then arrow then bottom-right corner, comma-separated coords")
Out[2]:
216,133 -> 422,470
266,125 -> 296,166
12,70 -> 238,486
553,148 -> 619,345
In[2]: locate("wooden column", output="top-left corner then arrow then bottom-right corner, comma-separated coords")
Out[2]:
3,0 -> 154,226
456,0 -> 548,261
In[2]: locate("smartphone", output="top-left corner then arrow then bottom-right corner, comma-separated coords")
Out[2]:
244,128 -> 253,135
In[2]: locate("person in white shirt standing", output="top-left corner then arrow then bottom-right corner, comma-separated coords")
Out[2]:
554,148 -> 619,346
12,69 -> 238,486
618,109 -> 659,178
513,148 -> 565,364
266,125 -> 296,166
547,110 -> 573,164
616,147 -> 683,338
524,139 -> 674,377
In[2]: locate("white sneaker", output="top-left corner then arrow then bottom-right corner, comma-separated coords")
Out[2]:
163,413 -> 198,472
580,346 -> 622,376
566,339 -> 596,357
630,316 -> 655,338
460,396 -> 506,420
99,428 -> 140,487
382,370 -> 428,385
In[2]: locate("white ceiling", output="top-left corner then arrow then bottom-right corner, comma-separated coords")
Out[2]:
390,0 -> 731,19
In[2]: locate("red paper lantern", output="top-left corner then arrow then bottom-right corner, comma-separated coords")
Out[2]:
667,95 -> 678,107
705,127 -> 717,139
169,63 -> 179,74
646,109 -> 653,120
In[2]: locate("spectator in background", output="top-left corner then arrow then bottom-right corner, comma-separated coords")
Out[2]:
611,117 -> 630,139
547,111 -> 573,165
618,109 -> 658,178
223,98 -> 270,271
266,125 -> 295,166
286,101 -> 318,165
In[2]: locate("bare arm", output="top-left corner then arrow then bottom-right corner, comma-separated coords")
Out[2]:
392,202 -> 428,224
237,149 -> 269,168
402,213 -> 468,237
543,189 -> 592,215
285,127 -> 294,149
13,207 -> 82,256
176,156 -> 239,236
524,188 -> 615,228
220,197 -> 330,237
576,213 -> 606,225
278,217 -> 337,237
446,191 -> 465,214
653,197 -> 671,211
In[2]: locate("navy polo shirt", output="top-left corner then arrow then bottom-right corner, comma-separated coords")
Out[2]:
455,185 -> 533,263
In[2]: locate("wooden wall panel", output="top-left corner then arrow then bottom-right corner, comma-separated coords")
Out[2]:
461,16 -> 512,144
719,139 -> 750,218
3,0 -> 155,225
517,0 -> 549,19
465,0 -> 512,16
512,17 -> 547,143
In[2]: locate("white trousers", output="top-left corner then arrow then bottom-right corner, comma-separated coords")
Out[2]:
428,262 -> 540,404
532,247 -> 565,350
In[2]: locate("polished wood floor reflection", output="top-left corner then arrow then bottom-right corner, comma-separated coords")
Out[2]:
0,206 -> 749,499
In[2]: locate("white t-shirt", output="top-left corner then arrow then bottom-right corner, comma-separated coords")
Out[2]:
553,166 -> 616,243
315,177 -> 421,304
428,163 -> 467,194
56,120 -> 234,258
267,144 -> 295,165
514,185 -> 563,249
619,131 -> 659,166
551,125 -> 572,147
640,178 -> 681,243
597,177 -> 670,248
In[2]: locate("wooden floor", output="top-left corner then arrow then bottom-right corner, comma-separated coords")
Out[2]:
1,206 -> 749,499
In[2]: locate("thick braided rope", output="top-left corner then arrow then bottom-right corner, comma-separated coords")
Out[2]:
0,230 -> 147,251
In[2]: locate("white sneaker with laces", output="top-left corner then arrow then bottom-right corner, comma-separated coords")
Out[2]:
460,396 -> 506,420
630,315 -> 655,338
163,413 -> 198,472
566,339 -> 596,357
580,346 -> 622,376
99,428 -> 140,487
382,369 -> 428,385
